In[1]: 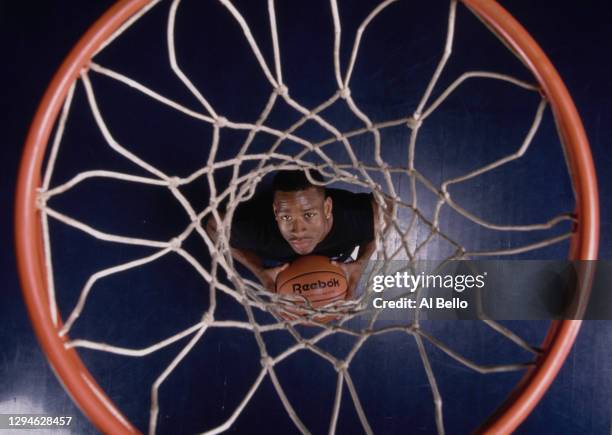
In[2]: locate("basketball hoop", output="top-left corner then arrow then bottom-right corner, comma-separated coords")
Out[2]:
15,1 -> 598,434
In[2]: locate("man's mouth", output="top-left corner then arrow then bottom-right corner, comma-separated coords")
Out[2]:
290,238 -> 312,250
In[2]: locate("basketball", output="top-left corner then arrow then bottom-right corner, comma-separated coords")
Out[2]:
275,255 -> 348,307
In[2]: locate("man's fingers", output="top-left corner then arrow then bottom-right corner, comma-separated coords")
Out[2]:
333,262 -> 346,273
271,263 -> 289,280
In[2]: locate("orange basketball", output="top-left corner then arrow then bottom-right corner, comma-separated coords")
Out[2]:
275,255 -> 348,308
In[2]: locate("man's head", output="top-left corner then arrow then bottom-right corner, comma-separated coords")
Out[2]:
272,170 -> 333,255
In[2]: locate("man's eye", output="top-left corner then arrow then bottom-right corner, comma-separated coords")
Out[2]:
305,212 -> 316,218
280,215 -> 291,221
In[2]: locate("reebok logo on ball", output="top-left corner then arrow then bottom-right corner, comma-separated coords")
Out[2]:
293,278 -> 340,294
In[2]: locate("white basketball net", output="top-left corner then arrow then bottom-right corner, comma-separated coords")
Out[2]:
36,0 -> 577,433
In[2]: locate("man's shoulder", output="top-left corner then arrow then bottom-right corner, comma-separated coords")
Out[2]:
327,188 -> 374,231
231,189 -> 275,234
233,190 -> 273,215
316,187 -> 375,255
230,189 -> 286,254
328,188 -> 373,208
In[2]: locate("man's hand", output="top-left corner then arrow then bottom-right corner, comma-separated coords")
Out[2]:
332,260 -> 365,298
256,263 -> 289,292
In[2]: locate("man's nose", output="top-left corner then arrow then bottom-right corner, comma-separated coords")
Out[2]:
291,219 -> 306,234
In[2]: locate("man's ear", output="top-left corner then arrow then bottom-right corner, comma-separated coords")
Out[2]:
324,196 -> 333,219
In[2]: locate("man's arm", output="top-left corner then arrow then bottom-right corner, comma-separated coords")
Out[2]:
334,195 -> 389,297
229,246 -> 288,291
205,215 -> 286,291
335,239 -> 374,298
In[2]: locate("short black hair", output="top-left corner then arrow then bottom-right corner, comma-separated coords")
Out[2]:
272,170 -> 326,195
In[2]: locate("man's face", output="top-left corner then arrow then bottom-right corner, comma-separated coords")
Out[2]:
273,187 -> 333,255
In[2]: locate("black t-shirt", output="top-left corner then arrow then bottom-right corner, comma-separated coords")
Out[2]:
230,188 -> 374,263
